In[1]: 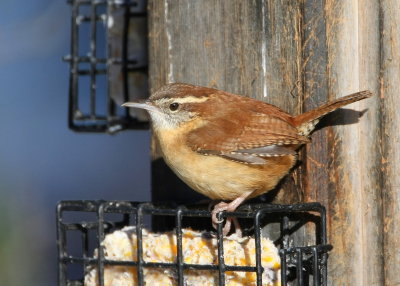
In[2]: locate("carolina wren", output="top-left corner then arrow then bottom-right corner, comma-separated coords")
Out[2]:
123,83 -> 372,235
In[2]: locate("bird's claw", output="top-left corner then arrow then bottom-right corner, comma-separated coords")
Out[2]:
211,209 -> 226,227
211,202 -> 229,226
211,202 -> 236,235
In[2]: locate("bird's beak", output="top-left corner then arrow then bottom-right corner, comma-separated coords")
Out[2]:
122,100 -> 160,113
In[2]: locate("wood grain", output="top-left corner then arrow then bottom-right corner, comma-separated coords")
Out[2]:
301,0 -> 330,204
323,0 -> 382,284
147,0 -> 389,284
381,0 -> 400,285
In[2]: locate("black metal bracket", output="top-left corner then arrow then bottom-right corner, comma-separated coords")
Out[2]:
64,0 -> 148,133
57,200 -> 332,285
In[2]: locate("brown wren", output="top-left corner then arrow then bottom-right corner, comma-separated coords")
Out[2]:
123,83 -> 372,235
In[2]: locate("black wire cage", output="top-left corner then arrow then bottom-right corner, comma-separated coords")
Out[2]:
64,0 -> 149,133
57,200 -> 332,285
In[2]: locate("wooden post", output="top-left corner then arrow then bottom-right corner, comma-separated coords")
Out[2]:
148,0 -> 392,284
381,1 -> 400,285
301,0 -> 383,284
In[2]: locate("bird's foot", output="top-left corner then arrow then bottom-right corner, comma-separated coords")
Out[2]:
211,201 -> 241,236
210,192 -> 253,236
211,201 -> 230,226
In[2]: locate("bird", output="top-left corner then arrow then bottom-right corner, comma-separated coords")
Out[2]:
122,83 -> 372,235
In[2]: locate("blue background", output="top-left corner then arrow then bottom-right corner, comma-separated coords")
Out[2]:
0,1 -> 151,285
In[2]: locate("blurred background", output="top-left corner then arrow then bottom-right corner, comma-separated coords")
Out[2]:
0,1 -> 151,285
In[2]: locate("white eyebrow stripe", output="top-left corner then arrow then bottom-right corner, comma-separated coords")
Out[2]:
173,96 -> 209,104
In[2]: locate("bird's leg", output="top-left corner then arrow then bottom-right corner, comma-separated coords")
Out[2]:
211,191 -> 253,235
231,217 -> 242,237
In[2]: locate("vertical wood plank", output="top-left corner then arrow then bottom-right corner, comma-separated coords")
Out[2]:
325,0 -> 359,283
381,1 -> 400,285
150,0 -> 301,108
357,1 -> 383,283
323,0 -> 382,284
148,0 -> 168,93
301,0 -> 331,251
260,0 -> 304,205
301,0 -> 330,204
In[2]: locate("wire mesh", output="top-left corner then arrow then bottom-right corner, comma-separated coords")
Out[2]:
64,0 -> 148,133
57,200 -> 332,285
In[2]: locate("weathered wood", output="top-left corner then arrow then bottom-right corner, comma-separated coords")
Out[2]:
148,0 -> 387,284
323,0 -> 382,284
301,0 -> 330,204
301,0 -> 331,251
381,0 -> 400,285
357,1 -> 383,284
301,3 -> 383,284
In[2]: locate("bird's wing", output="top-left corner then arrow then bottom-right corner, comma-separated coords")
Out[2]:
187,111 -> 309,165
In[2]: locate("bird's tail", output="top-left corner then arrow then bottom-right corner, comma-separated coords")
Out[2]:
293,90 -> 372,136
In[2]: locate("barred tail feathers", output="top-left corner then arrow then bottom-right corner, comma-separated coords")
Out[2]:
294,90 -> 372,136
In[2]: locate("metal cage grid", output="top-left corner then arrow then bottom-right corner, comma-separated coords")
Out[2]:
57,200 -> 332,285
64,0 -> 148,133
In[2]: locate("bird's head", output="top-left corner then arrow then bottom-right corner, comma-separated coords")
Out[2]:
122,83 -> 220,130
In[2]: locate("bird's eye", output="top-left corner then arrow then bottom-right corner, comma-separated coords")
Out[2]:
169,102 -> 179,111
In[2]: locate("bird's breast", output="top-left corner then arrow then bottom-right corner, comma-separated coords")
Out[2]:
155,127 -> 296,201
